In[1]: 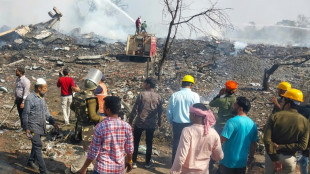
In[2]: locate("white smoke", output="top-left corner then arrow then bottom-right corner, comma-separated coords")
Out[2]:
0,0 -> 310,44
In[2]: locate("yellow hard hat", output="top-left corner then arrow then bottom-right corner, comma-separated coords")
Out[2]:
277,81 -> 291,90
282,88 -> 303,102
182,75 -> 195,85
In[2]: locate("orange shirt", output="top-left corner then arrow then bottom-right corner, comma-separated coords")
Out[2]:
95,82 -> 107,113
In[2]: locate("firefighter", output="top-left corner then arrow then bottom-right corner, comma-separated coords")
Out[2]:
135,16 -> 141,35
141,21 -> 147,33
94,75 -> 108,116
65,69 -> 105,174
271,81 -> 291,114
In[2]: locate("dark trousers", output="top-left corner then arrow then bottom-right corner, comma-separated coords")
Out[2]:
219,164 -> 246,174
133,126 -> 155,164
172,122 -> 191,164
16,98 -> 24,127
29,133 -> 47,174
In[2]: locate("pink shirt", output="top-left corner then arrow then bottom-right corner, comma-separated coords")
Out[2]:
170,124 -> 224,174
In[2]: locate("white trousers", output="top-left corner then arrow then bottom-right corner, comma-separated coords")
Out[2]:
265,153 -> 297,174
61,95 -> 72,124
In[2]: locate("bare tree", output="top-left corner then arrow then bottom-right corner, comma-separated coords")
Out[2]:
157,0 -> 231,80
296,14 -> 310,28
262,54 -> 310,91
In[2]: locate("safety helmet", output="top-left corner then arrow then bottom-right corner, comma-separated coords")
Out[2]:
182,75 -> 195,85
225,80 -> 238,90
277,81 -> 291,91
84,68 -> 102,90
282,88 -> 303,102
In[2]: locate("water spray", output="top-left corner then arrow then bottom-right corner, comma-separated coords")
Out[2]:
99,0 -> 135,23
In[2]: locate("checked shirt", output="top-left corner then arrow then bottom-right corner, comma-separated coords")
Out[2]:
87,117 -> 134,174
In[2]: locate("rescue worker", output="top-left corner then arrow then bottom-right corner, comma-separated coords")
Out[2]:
264,89 -> 310,174
209,80 -> 238,134
135,16 -> 141,35
94,75 -> 107,116
271,81 -> 291,114
141,21 -> 147,33
65,69 -> 105,174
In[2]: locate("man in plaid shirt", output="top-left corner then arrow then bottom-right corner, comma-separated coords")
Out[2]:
79,96 -> 134,174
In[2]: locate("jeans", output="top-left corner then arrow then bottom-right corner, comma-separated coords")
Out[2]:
16,98 -> 24,127
219,164 -> 246,174
61,95 -> 72,124
172,122 -> 191,164
133,126 -> 155,164
28,133 -> 47,174
297,152 -> 308,174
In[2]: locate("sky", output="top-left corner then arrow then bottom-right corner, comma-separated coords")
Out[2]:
0,0 -> 309,41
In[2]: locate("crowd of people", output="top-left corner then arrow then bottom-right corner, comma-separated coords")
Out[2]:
14,66 -> 310,174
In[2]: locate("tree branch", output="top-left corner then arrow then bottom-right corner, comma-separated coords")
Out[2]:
173,7 -> 231,26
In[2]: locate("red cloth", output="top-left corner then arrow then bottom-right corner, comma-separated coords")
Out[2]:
57,77 -> 75,96
136,18 -> 141,27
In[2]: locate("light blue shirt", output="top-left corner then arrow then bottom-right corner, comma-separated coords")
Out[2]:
166,88 -> 200,124
220,116 -> 258,168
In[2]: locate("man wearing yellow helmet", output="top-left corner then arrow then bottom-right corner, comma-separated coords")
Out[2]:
271,81 -> 291,114
264,89 -> 310,174
167,75 -> 200,163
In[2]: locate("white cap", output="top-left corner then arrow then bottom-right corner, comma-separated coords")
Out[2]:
36,78 -> 47,85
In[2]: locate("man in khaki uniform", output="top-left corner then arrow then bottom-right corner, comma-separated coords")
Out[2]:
66,69 -> 105,174
271,81 -> 291,114
264,89 -> 310,174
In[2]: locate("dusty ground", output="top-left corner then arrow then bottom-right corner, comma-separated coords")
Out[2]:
0,36 -> 309,173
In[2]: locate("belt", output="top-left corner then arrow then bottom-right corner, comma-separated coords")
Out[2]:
61,94 -> 72,97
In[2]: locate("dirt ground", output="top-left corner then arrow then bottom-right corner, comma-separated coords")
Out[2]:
0,37 -> 309,173
0,58 -> 266,174
0,125 -> 266,174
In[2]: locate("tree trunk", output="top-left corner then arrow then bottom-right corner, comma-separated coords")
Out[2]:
262,64 -> 280,91
158,22 -> 174,81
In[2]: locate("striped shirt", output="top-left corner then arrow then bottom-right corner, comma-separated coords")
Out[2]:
22,92 -> 55,135
87,117 -> 134,174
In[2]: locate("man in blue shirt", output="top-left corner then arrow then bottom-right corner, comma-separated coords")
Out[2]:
167,75 -> 200,163
219,97 -> 258,174
23,78 -> 59,174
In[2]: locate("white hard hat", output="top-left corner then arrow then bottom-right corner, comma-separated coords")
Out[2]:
36,78 -> 47,85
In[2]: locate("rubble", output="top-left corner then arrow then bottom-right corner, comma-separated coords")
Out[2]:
0,86 -> 8,93
0,8 -> 309,174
